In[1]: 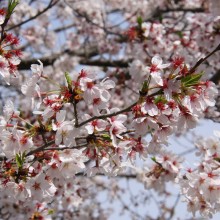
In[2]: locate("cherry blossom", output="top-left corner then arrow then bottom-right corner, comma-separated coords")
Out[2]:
145,55 -> 170,86
0,0 -> 220,219
84,114 -> 108,134
0,56 -> 10,85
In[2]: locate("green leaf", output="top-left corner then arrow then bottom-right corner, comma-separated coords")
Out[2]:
140,76 -> 151,95
137,16 -> 143,27
142,80 -> 148,90
15,154 -> 22,168
64,72 -> 72,89
7,0 -> 19,18
175,31 -> 183,38
15,152 -> 26,168
48,209 -> 54,215
154,95 -> 167,104
151,156 -> 156,162
159,14 -> 163,22
21,152 -> 26,161
181,73 -> 203,87
101,134 -> 111,141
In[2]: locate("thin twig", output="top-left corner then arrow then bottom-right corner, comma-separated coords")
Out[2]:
73,102 -> 79,127
169,194 -> 181,219
76,90 -> 162,128
76,172 -> 136,178
64,0 -> 123,37
7,0 -> 59,31
54,23 -> 75,32
108,10 -> 138,29
188,43 -> 220,74
44,143 -> 87,151
26,140 -> 55,156
76,101 -> 138,128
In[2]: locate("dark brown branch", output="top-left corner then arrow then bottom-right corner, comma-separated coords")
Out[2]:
26,140 -> 55,156
43,143 -> 87,151
26,141 -> 88,156
210,69 -> 220,84
20,37 -> 219,72
18,57 -> 129,71
80,59 -> 129,68
18,47 -> 99,70
73,102 -> 79,127
26,131 -> 136,156
76,90 -> 162,128
161,7 -> 205,13
19,43 -> 220,71
54,23 -> 75,32
188,43 -> 220,74
76,101 -> 138,128
76,172 -> 137,178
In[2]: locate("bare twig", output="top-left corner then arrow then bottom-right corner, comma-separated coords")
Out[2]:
161,7 -> 205,13
44,143 -> 87,151
54,23 -> 75,32
188,43 -> 220,74
64,0 -> 124,37
26,140 -> 55,156
7,0 -> 60,31
80,59 -> 129,68
76,90 -> 162,128
169,194 -> 181,219
73,102 -> 79,127
76,101 -> 138,128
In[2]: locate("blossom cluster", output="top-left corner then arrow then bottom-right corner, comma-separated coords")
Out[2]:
177,132 -> 220,218
131,55 -> 217,144
0,51 -> 218,218
0,0 -> 219,219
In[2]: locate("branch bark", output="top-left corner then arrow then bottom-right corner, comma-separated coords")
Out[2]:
188,43 -> 220,74
18,47 -> 100,70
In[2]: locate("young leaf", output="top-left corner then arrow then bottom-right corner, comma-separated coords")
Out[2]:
102,134 -> 111,141
154,95 -> 167,104
7,0 -> 19,18
181,73 -> 203,87
137,16 -> 143,27
175,31 -> 183,38
151,156 -> 156,162
15,153 -> 22,168
65,72 -> 72,89
140,76 -> 151,95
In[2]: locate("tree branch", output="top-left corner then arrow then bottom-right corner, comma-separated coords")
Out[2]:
18,47 -> 99,70
188,43 -> 220,74
6,0 -> 60,31
76,172 -> 137,178
80,59 -> 129,68
210,69 -> 220,84
76,90 -> 162,128
73,102 -> 79,127
161,7 -> 205,13
76,101 -> 138,128
26,140 -> 55,156
43,143 -> 87,151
